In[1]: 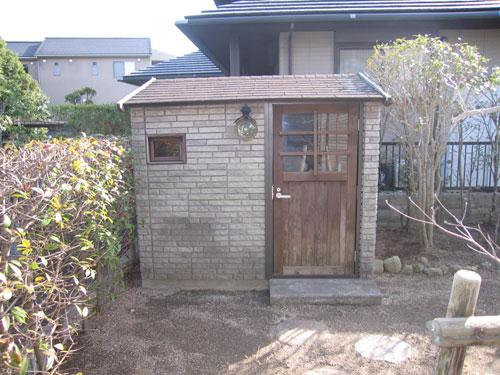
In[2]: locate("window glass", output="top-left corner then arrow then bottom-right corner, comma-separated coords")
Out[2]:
53,62 -> 61,76
124,61 -> 136,75
339,49 -> 373,74
113,61 -> 125,79
148,135 -> 186,163
91,62 -> 98,76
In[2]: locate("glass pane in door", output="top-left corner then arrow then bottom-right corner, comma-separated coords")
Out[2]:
281,113 -> 314,132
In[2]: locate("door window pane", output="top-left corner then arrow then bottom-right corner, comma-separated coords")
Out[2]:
318,134 -> 348,152
317,112 -> 348,132
318,155 -> 347,173
282,135 -> 314,152
281,113 -> 314,132
91,62 -> 98,76
284,156 -> 313,172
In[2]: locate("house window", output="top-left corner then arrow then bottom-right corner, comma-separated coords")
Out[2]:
91,62 -> 98,76
148,135 -> 186,163
53,62 -> 61,76
113,61 -> 136,79
338,48 -> 373,74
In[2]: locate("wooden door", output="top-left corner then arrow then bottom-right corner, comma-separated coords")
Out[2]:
273,104 -> 358,276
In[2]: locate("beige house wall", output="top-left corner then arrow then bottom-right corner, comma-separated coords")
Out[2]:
439,29 -> 500,67
279,31 -> 334,74
278,28 -> 500,75
37,56 -> 150,104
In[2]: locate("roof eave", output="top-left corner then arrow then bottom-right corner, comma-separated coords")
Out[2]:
125,96 -> 386,108
183,10 -> 500,25
176,20 -> 229,75
117,77 -> 157,111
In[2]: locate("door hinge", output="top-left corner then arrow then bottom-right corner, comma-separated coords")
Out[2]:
357,118 -> 360,131
271,185 -> 275,200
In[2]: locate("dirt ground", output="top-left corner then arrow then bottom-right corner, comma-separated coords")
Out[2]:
66,230 -> 500,375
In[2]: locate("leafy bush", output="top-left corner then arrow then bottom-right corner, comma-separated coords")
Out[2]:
0,137 -> 135,373
49,104 -> 130,136
64,87 -> 97,105
0,38 -> 49,144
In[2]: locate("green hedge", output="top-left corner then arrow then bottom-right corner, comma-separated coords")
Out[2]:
1,137 -> 135,373
49,104 -> 130,136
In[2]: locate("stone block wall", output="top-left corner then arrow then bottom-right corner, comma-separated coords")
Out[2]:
130,103 -> 266,283
357,102 -> 382,277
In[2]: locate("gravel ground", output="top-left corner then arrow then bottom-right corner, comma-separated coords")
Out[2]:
66,270 -> 500,375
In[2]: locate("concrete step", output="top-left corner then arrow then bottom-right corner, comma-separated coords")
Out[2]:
269,278 -> 383,305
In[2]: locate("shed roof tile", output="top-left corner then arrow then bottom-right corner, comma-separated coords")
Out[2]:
119,74 -> 387,107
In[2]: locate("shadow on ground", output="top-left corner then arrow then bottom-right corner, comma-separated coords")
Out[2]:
66,272 -> 500,375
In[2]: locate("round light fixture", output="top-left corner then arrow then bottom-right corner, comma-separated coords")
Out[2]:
234,104 -> 258,141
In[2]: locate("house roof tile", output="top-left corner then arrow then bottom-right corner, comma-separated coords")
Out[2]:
193,0 -> 500,18
121,51 -> 223,85
6,41 -> 42,59
35,37 -> 151,57
119,74 -> 388,107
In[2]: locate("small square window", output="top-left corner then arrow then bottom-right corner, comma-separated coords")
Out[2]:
148,135 -> 186,163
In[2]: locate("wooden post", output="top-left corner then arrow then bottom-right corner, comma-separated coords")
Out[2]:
436,270 -> 482,375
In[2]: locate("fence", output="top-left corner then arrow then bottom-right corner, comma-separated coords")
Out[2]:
379,142 -> 499,191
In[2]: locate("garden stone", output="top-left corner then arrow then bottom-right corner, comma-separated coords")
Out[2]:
413,263 -> 425,273
355,335 -> 412,363
401,265 -> 413,275
418,256 -> 429,267
373,259 -> 384,274
424,267 -> 443,277
383,256 -> 402,274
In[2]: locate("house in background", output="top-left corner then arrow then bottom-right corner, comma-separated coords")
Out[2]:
7,37 -> 152,104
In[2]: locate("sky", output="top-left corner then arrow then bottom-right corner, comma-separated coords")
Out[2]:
0,0 -> 216,57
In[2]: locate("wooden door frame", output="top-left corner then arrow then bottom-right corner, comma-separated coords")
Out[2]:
264,101 -> 363,279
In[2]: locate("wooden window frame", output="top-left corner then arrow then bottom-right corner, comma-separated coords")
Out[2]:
147,134 -> 186,164
334,42 -> 375,74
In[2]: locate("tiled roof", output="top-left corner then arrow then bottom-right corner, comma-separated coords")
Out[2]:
6,41 -> 41,58
191,0 -> 500,18
122,51 -> 223,85
35,37 -> 151,57
119,74 -> 388,107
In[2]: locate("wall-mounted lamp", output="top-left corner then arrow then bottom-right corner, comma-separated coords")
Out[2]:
42,59 -> 46,63
68,59 -> 73,63
234,104 -> 258,141
137,58 -> 141,62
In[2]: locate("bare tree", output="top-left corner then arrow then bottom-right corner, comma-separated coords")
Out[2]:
387,196 -> 499,265
368,35 -> 495,248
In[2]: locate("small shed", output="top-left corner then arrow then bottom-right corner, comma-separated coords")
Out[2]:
119,74 -> 388,304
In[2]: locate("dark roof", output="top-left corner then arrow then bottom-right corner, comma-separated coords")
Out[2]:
119,74 -> 388,107
6,41 -> 41,59
193,0 -> 500,18
35,37 -> 151,57
121,51 -> 224,86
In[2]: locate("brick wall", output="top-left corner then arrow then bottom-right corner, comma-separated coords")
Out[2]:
131,103 -> 266,283
357,102 -> 382,277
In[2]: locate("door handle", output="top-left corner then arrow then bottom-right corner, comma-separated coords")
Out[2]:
275,192 -> 291,199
